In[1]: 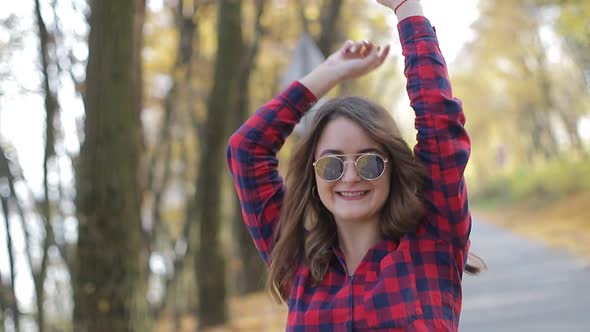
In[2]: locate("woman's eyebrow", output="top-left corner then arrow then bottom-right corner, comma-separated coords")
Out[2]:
318,147 -> 383,156
357,148 -> 382,154
319,149 -> 343,156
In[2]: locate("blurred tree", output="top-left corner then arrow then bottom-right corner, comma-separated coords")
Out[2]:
296,0 -> 344,57
453,0 -> 590,190
147,0 -> 200,326
316,0 -> 344,57
531,0 -> 590,152
555,0 -> 590,74
462,0 -> 561,164
0,280 -> 8,328
34,0 -> 59,330
0,146 -> 20,331
194,0 -> 243,327
230,0 -> 267,296
74,0 -> 149,331
533,0 -> 590,45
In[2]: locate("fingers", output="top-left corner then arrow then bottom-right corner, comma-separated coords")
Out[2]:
361,40 -> 374,56
343,40 -> 375,56
375,44 -> 391,67
363,42 -> 390,68
342,40 -> 355,54
362,43 -> 390,72
337,39 -> 391,78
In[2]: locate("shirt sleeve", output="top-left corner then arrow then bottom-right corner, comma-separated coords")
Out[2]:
398,16 -> 472,250
226,81 -> 317,264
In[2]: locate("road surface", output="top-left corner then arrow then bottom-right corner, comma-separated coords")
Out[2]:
460,220 -> 590,331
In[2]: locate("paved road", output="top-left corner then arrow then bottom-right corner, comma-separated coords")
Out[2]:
460,220 -> 590,331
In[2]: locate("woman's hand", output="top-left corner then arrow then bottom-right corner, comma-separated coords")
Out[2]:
326,40 -> 391,81
300,40 -> 390,98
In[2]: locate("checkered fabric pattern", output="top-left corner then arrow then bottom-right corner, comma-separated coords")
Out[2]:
227,16 -> 471,332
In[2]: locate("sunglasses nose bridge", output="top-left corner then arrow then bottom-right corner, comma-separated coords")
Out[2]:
340,159 -> 361,182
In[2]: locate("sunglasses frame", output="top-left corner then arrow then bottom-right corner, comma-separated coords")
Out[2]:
312,153 -> 389,182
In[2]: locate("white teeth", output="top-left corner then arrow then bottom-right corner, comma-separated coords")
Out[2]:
339,191 -> 366,197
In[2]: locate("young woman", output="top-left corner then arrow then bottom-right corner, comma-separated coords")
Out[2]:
227,0 -> 478,330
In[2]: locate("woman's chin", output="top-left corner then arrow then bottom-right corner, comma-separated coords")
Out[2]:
333,209 -> 375,224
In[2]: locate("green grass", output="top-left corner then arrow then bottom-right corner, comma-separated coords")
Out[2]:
471,157 -> 590,209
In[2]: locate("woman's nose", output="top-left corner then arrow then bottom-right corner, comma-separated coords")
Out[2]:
340,161 -> 361,182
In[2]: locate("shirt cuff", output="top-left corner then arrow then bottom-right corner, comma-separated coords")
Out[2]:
397,15 -> 436,48
279,81 -> 318,115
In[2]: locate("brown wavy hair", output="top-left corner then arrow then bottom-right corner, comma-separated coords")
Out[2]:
268,96 -> 481,302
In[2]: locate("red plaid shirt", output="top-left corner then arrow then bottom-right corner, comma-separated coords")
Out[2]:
227,16 -> 471,332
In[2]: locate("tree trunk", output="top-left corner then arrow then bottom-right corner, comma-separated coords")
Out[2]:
232,0 -> 266,296
34,0 -> 58,330
0,194 -> 19,332
0,281 -> 6,329
0,280 -> 14,331
74,0 -> 147,331
317,0 -> 343,57
0,146 -> 29,332
150,1 -> 199,319
535,40 -> 560,159
195,0 -> 244,328
557,110 -> 586,154
146,0 -> 197,249
297,0 -> 343,58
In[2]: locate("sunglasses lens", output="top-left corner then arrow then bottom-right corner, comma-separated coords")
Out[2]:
356,155 -> 386,180
315,156 -> 344,181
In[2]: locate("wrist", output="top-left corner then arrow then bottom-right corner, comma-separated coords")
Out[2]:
299,63 -> 342,99
393,0 -> 423,20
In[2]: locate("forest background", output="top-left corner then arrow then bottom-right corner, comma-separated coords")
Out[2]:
0,0 -> 588,331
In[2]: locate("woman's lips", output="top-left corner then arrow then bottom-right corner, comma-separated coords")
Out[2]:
336,190 -> 369,200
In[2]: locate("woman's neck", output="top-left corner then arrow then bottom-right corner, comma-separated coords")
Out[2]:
336,219 -> 381,276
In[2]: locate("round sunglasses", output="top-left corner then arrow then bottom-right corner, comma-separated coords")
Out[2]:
313,153 -> 389,182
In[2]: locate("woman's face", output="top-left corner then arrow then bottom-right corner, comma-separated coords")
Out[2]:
314,117 -> 391,226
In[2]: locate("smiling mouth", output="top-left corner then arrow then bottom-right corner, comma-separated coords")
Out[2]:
336,191 -> 369,199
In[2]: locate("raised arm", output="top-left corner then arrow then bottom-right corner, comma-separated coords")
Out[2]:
227,41 -> 390,264
227,83 -> 316,263
380,0 -> 472,249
